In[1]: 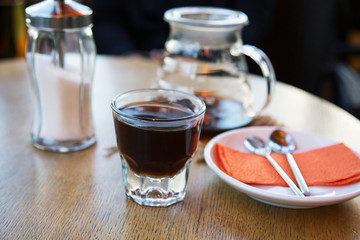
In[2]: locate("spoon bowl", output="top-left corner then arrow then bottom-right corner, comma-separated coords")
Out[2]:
244,136 -> 269,156
268,129 -> 295,154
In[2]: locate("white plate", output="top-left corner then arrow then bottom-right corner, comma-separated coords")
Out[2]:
204,126 -> 360,208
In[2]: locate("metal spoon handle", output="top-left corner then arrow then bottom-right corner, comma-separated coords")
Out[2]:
286,153 -> 310,196
265,154 -> 304,197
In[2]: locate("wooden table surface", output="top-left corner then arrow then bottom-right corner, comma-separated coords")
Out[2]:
1,56 -> 360,240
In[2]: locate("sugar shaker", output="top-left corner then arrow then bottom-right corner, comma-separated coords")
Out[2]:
25,0 -> 96,152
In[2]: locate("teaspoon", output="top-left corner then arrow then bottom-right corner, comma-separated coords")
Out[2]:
268,129 -> 311,196
244,136 -> 304,197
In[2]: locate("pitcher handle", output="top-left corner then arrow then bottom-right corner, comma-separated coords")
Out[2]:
240,44 -> 276,115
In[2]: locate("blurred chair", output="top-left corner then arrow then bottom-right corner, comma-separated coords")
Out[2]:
331,0 -> 360,118
258,0 -> 360,118
0,0 -> 26,58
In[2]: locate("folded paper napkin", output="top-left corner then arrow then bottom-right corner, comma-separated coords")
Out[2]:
215,143 -> 360,186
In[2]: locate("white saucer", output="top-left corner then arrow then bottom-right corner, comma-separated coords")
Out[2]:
203,126 -> 360,208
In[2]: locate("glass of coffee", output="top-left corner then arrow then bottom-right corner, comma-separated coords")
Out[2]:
111,89 -> 205,207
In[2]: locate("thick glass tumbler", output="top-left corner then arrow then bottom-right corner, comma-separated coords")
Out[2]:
111,89 -> 205,207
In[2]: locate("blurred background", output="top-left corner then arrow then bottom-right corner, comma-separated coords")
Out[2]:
1,0 -> 360,119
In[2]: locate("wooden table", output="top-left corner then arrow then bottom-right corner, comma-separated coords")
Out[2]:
1,56 -> 360,239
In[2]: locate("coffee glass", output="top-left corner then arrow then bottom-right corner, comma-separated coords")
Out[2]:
111,89 -> 205,207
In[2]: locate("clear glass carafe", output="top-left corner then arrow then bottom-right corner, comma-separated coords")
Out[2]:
25,0 -> 96,152
154,7 -> 276,131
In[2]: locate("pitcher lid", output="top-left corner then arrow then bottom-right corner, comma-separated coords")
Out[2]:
164,7 -> 249,28
25,0 -> 93,29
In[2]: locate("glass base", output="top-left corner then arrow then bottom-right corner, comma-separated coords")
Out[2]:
121,157 -> 191,207
31,134 -> 96,152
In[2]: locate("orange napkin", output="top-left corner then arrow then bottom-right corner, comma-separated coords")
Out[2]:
215,143 -> 360,186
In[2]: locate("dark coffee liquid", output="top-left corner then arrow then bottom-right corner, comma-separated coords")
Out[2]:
195,92 -> 246,131
114,102 -> 201,177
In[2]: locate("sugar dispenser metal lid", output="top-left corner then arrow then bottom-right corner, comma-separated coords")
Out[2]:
25,0 -> 93,29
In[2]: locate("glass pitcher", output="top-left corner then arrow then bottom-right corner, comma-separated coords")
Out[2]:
154,7 -> 276,131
